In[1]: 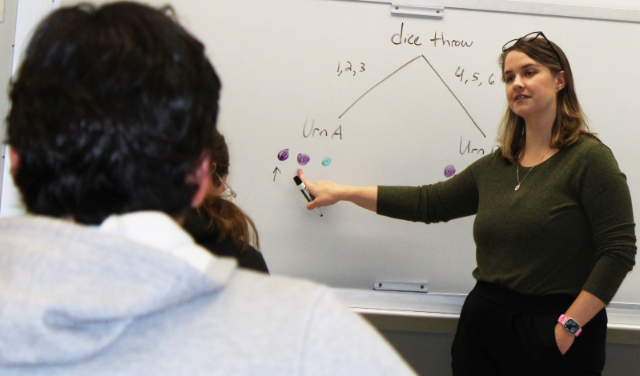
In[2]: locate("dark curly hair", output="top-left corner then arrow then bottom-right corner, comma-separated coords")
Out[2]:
6,2 -> 221,224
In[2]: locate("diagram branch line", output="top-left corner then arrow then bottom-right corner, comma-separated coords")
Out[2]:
420,55 -> 486,138
338,54 -> 487,139
338,55 -> 422,119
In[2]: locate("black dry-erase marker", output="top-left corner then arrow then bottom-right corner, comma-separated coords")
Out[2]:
293,176 -> 323,217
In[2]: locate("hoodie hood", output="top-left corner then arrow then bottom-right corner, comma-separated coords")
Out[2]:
0,213 -> 236,366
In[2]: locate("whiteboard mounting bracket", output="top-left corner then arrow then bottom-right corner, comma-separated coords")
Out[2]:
391,3 -> 444,18
375,280 -> 429,293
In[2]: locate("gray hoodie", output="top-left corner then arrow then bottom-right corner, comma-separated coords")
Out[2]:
0,213 -> 416,376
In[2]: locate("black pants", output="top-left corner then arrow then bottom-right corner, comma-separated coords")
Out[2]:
451,282 -> 607,376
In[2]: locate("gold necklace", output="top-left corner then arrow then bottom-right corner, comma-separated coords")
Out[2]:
515,148 -> 553,191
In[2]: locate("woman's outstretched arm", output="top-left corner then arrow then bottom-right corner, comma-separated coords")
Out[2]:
297,168 -> 378,212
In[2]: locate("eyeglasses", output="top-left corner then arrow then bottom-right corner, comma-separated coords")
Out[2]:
502,31 -> 562,69
215,173 -> 237,201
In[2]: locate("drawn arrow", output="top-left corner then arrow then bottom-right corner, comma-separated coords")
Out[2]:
273,167 -> 281,182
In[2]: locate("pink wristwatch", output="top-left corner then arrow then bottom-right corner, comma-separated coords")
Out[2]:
558,314 -> 582,337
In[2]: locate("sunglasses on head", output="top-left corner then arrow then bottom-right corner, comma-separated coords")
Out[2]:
502,31 -> 563,69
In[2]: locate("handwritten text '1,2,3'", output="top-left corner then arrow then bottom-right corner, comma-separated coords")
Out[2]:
338,61 -> 366,77
455,66 -> 496,87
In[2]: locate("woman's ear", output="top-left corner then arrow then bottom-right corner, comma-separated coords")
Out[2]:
556,71 -> 566,91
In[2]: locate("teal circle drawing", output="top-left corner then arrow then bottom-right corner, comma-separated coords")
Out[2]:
322,158 -> 332,167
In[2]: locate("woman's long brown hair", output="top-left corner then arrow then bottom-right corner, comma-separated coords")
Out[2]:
497,37 -> 595,162
197,131 -> 259,251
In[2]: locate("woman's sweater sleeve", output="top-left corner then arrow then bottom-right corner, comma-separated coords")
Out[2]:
377,157 -> 483,224
577,143 -> 636,304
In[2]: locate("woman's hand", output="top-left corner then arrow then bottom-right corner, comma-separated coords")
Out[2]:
297,168 -> 378,212
554,324 -> 575,355
297,168 -> 345,210
553,291 -> 605,356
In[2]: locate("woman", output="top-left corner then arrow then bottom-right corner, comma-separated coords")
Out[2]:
184,131 -> 269,273
298,32 -> 635,375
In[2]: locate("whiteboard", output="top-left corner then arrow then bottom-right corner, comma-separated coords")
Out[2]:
170,0 -> 640,303
5,0 -> 640,304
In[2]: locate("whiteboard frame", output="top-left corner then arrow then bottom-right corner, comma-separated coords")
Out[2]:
335,288 -> 640,332
334,0 -> 640,23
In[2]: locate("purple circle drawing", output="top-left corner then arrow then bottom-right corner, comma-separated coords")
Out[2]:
444,165 -> 456,178
277,149 -> 289,161
297,153 -> 310,166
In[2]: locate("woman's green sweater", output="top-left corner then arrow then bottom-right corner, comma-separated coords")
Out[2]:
377,135 -> 636,304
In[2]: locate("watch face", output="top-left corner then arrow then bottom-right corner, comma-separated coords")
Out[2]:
564,319 -> 581,335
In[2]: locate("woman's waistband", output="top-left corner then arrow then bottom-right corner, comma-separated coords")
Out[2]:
471,281 -> 576,314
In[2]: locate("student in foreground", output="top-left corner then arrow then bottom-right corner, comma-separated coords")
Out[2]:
0,3 -> 416,375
